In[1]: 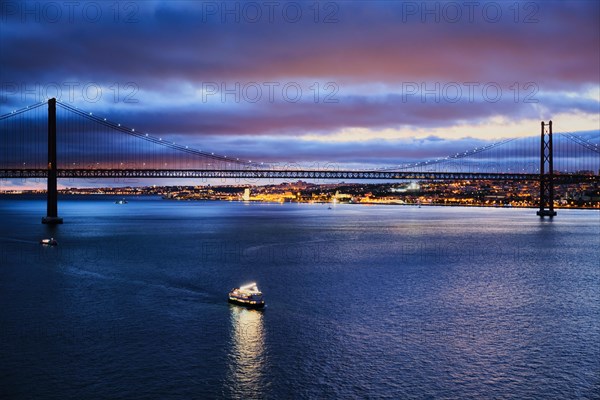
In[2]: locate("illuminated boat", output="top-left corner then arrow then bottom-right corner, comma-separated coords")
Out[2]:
40,238 -> 58,246
115,199 -> 128,204
228,282 -> 265,309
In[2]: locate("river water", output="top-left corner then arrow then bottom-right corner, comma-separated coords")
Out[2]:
0,196 -> 598,399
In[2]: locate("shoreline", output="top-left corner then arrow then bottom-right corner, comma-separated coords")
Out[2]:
1,193 -> 598,211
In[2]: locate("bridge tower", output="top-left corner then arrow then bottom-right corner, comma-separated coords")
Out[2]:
537,120 -> 557,217
42,98 -> 63,224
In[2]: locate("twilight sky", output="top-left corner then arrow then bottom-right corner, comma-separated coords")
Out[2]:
1,0 -> 599,175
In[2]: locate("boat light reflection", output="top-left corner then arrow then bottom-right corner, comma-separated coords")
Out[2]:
226,306 -> 267,398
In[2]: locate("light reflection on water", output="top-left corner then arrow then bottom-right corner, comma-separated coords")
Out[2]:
226,306 -> 267,398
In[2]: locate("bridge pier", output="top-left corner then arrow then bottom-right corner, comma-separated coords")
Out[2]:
537,120 -> 557,218
42,98 -> 63,224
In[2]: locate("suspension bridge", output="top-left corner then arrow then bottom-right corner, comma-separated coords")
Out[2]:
1,98 -> 599,223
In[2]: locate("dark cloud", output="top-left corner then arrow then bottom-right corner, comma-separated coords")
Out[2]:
0,0 -> 598,166
2,1 -> 598,85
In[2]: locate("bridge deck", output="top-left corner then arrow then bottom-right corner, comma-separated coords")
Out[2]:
1,169 -> 597,183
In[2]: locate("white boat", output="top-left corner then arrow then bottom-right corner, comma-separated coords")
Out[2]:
115,199 -> 128,204
228,282 -> 265,309
40,238 -> 58,246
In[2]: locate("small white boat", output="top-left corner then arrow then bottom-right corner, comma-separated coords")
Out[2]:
40,238 -> 58,246
115,199 -> 128,204
228,282 -> 265,309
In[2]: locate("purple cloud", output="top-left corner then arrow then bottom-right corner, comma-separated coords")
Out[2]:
0,0 -> 598,168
